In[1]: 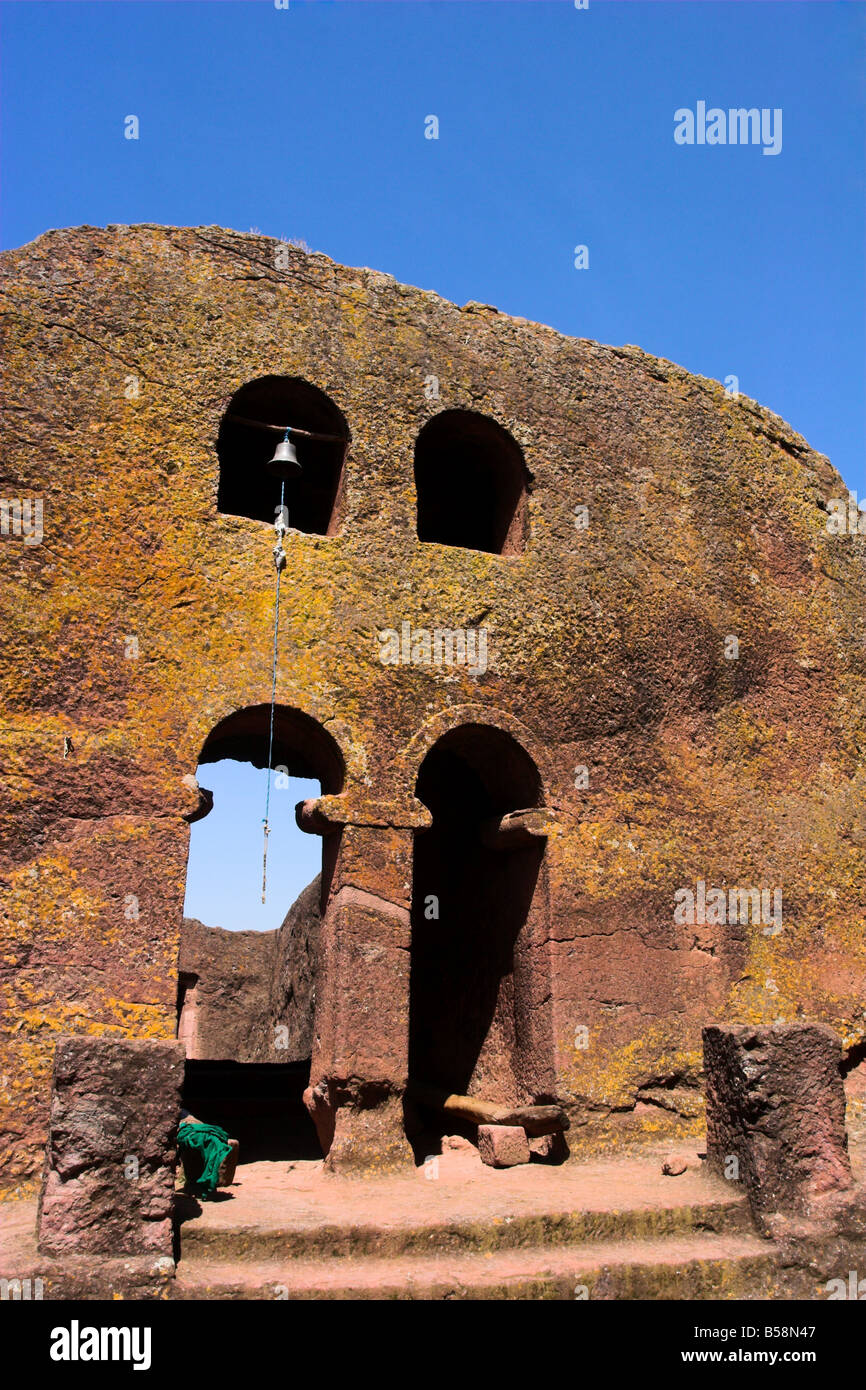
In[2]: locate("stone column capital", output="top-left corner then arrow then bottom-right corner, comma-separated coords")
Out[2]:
295,794 -> 431,835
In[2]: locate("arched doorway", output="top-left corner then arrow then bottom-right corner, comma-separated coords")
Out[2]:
407,723 -> 553,1143
179,704 -> 344,1164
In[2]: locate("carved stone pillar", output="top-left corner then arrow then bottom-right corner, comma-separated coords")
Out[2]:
703,1023 -> 852,1217
299,797 -> 427,1173
38,1036 -> 184,1257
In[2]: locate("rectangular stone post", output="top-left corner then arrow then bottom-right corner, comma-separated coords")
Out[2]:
703,1023 -> 852,1217
306,824 -> 415,1172
37,1036 -> 185,1257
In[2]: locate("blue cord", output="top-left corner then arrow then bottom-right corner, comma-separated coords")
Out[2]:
262,478 -> 286,903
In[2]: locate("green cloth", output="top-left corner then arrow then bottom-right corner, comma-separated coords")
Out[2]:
178,1121 -> 232,1196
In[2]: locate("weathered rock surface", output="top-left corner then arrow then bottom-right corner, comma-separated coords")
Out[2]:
37,1036 -> 184,1256
178,919 -> 275,1062
661,1154 -> 690,1177
178,873 -> 321,1063
703,1023 -> 852,1216
478,1124 -> 530,1168
528,1132 -> 570,1163
268,874 -> 322,1062
1,224 -> 865,1182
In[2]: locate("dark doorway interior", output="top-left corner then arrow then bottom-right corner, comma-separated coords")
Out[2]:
408,725 -> 547,1145
182,1060 -> 321,1162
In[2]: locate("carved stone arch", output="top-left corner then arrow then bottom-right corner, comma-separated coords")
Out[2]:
183,694 -> 367,798
400,703 -> 554,807
178,699 -> 355,1166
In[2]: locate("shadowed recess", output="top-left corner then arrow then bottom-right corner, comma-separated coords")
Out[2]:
415,409 -> 529,555
217,375 -> 350,533
408,724 -> 546,1132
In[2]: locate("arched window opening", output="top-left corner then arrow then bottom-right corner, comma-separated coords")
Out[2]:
217,376 -> 350,534
179,705 -> 344,1167
407,724 -> 554,1156
414,410 -> 528,555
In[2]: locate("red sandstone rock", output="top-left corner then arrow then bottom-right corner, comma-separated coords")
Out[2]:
37,1036 -> 184,1258
528,1132 -> 569,1163
179,919 -> 275,1062
303,1080 -> 336,1156
662,1154 -> 689,1176
478,1125 -> 530,1168
703,1023 -> 852,1216
178,875 -> 321,1064
442,1134 -> 475,1152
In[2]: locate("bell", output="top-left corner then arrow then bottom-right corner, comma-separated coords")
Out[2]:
265,431 -> 300,479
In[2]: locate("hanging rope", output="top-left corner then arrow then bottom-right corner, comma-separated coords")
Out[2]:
262,476 -> 288,903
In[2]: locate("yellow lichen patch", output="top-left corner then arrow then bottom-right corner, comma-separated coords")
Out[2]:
563,1019 -> 702,1113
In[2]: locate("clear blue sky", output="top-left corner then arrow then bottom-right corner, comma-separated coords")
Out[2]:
183,765 -> 320,930
3,0 -> 863,928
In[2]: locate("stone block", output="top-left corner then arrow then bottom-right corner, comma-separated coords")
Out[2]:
528,1131 -> 569,1163
478,1124 -> 530,1168
703,1023 -> 852,1216
37,1035 -> 185,1257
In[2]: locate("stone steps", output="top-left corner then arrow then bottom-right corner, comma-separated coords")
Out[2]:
179,1195 -> 754,1263
0,1160 -> 827,1300
173,1158 -> 824,1299
172,1151 -> 818,1299
175,1231 -> 797,1300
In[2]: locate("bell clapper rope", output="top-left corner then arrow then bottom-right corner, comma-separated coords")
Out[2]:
262,470 -> 289,904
